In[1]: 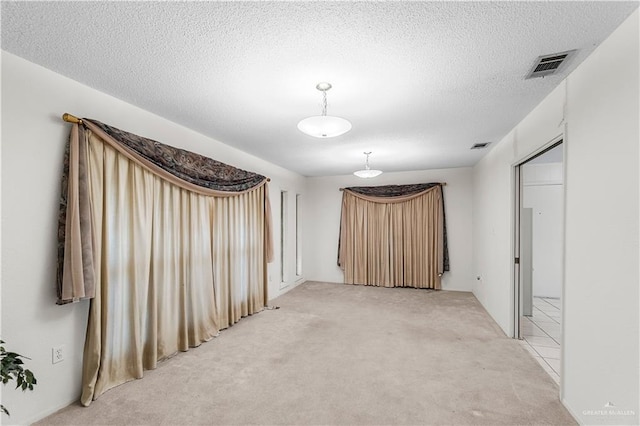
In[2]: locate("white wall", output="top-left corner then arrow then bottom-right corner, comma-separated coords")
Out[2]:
522,163 -> 563,298
472,10 -> 638,425
305,167 -> 474,292
472,81 -> 566,336
0,51 -> 306,425
562,10 -> 638,425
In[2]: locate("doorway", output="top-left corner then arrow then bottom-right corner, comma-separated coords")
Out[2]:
514,141 -> 564,385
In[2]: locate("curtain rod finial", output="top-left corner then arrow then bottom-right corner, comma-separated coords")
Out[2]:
62,113 -> 82,124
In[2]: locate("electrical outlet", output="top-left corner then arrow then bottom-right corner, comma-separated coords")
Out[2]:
52,345 -> 65,364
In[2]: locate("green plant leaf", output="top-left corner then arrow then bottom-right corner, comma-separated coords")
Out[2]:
0,340 -> 37,417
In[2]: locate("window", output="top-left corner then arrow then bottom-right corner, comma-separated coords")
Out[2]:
280,190 -> 288,285
296,194 -> 302,277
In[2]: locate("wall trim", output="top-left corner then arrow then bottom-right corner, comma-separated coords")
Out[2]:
511,134 -> 564,167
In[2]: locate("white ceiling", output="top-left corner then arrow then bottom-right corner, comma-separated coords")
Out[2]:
2,1 -> 637,177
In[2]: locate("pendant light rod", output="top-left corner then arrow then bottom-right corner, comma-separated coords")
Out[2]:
363,151 -> 372,170
317,82 -> 331,117
321,90 -> 327,116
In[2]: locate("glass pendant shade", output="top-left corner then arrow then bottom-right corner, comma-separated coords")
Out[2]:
353,168 -> 383,178
297,115 -> 352,138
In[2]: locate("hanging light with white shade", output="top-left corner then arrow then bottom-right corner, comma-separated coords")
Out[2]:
354,152 -> 383,178
297,82 -> 352,138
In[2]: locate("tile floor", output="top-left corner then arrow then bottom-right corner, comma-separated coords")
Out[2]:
519,297 -> 561,384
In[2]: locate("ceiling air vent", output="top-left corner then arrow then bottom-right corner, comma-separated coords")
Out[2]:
525,49 -> 577,79
471,142 -> 490,150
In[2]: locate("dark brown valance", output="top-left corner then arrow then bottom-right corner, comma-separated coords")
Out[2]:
86,119 -> 266,192
346,183 -> 440,198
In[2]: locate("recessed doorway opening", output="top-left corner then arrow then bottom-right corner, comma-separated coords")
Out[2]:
513,140 -> 564,385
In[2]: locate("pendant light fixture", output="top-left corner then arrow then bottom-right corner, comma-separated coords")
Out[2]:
354,152 -> 383,178
297,82 -> 352,138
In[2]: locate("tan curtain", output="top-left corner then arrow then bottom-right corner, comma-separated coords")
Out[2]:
60,125 -> 271,405
338,186 -> 444,289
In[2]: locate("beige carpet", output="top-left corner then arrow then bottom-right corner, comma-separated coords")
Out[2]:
37,281 -> 576,425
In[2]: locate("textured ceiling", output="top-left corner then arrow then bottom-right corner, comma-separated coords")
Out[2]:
2,1 -> 637,177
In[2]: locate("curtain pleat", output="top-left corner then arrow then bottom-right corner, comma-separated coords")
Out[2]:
77,130 -> 267,405
212,188 -> 265,329
338,186 -> 444,289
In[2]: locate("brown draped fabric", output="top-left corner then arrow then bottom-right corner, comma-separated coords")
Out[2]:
56,119 -> 273,405
338,184 -> 447,289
